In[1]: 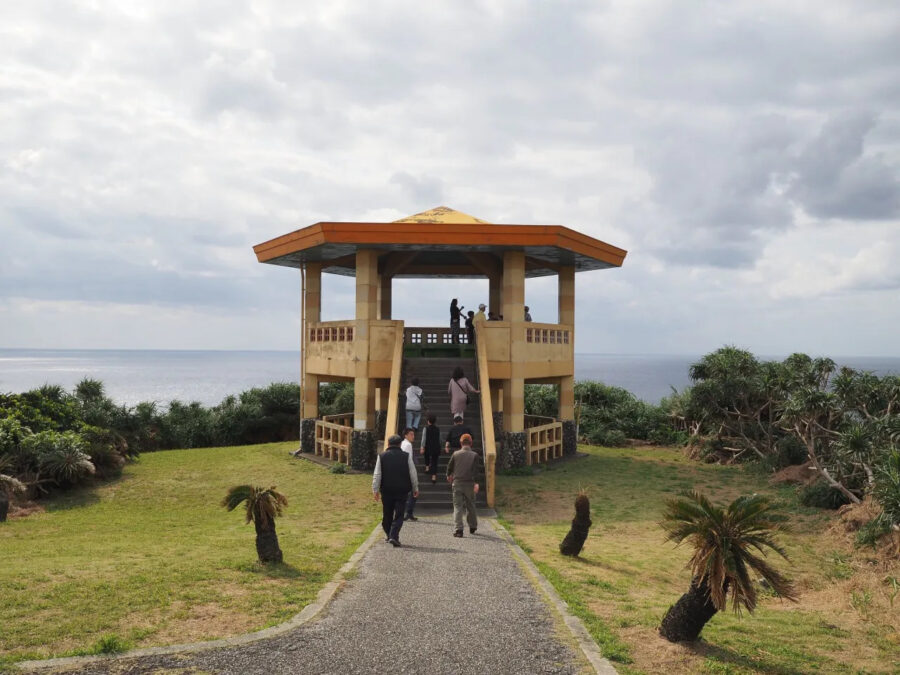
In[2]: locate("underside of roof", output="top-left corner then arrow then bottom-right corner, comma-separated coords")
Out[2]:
253,207 -> 627,278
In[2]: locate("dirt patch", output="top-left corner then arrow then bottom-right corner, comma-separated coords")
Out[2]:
770,462 -> 815,485
8,500 -> 46,519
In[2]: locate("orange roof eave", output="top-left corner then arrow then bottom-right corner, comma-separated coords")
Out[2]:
254,221 -> 627,268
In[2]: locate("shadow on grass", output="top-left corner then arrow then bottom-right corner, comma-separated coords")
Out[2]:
240,562 -> 307,579
688,641 -> 809,675
42,473 -> 134,513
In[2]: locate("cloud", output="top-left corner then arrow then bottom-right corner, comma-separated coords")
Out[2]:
0,1 -> 899,355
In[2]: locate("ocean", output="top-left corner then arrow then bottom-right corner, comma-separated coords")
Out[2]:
0,349 -> 898,407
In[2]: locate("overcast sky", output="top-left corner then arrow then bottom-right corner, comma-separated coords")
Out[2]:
1,1 -> 898,356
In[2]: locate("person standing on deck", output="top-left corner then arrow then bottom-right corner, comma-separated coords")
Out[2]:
372,434 -> 419,547
449,298 -> 464,344
448,366 -> 479,420
447,433 -> 481,537
473,303 -> 486,323
465,310 -> 475,346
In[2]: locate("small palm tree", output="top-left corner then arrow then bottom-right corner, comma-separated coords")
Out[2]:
222,485 -> 288,563
658,491 -> 797,642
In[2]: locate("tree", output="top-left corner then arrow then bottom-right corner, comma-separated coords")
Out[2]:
658,491 -> 797,642
559,492 -> 592,556
222,485 -> 288,563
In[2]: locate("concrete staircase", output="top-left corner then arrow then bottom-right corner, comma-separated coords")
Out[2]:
400,356 -> 488,512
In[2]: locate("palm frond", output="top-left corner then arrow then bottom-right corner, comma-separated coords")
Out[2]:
661,490 -> 797,613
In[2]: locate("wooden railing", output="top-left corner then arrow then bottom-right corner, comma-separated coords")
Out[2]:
524,414 -> 556,428
315,418 -> 352,464
382,322 -> 405,450
322,413 -> 353,427
526,421 -> 563,465
473,321 -> 497,508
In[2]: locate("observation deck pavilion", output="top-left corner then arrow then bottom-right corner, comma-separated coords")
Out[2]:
253,206 -> 626,506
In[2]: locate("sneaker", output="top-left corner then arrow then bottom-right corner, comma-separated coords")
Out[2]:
407,515 -> 418,521
388,538 -> 401,547
453,530 -> 463,538
470,527 -> 477,534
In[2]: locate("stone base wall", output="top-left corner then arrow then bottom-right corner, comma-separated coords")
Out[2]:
300,418 -> 316,454
350,430 -> 377,471
374,410 -> 387,443
562,419 -> 576,456
498,431 -> 526,469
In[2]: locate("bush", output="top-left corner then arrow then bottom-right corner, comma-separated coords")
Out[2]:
22,430 -> 95,488
872,450 -> 900,527
798,480 -> 850,510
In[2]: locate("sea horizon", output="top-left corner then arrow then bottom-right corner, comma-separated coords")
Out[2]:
2,347 -> 898,408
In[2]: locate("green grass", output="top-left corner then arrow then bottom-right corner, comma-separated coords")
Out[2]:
0,442 -> 378,663
496,445 -> 900,675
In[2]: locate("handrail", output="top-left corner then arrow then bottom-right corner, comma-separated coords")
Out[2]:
382,321 -> 405,451
473,320 -> 497,508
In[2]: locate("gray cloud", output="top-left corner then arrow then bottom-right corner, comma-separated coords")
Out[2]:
1,1 -> 899,354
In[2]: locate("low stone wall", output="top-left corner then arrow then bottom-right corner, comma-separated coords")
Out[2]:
498,431 -> 526,469
562,419 -> 576,456
350,430 -> 377,471
300,418 -> 316,454
374,410 -> 387,443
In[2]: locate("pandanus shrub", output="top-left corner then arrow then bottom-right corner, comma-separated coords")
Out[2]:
222,485 -> 288,563
0,457 -> 26,522
560,492 -> 592,556
658,491 -> 797,642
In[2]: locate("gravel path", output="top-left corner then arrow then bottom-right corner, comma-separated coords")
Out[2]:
27,516 -> 584,675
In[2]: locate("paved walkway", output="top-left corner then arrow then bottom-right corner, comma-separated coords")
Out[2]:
27,516 -> 597,674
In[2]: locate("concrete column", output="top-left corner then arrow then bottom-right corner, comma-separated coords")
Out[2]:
558,265 -> 575,325
301,373 -> 319,419
501,251 -> 525,322
502,251 -> 526,431
559,375 -> 575,420
378,274 -> 392,320
354,249 -> 379,429
489,274 -> 502,317
304,262 -> 322,326
301,262 -> 322,423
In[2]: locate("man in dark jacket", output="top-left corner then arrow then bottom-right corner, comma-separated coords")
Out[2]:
372,434 -> 419,547
444,415 -> 473,454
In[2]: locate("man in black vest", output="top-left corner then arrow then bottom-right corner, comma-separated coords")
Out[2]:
372,434 -> 419,547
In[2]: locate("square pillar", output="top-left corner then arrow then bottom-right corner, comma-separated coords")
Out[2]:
301,373 -> 319,419
354,249 -> 379,429
378,274 -> 392,320
489,274 -> 502,317
559,375 -> 574,420
501,251 -> 525,321
558,265 -> 575,325
304,262 -> 322,326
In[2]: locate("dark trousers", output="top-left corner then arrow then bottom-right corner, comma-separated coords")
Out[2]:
382,492 -> 408,541
423,450 -> 440,475
406,492 -> 417,517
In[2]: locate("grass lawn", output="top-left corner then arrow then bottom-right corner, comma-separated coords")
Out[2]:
0,442 -> 378,666
496,445 -> 900,675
